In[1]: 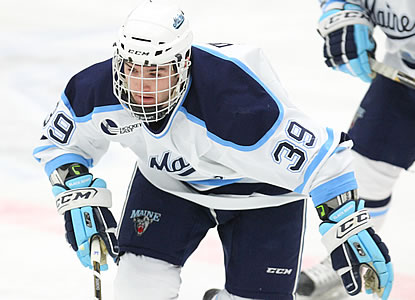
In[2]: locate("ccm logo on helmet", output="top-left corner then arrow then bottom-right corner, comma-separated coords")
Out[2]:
56,188 -> 98,210
128,49 -> 150,56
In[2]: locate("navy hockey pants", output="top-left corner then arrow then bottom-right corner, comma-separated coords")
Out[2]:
118,167 -> 306,299
349,74 -> 415,169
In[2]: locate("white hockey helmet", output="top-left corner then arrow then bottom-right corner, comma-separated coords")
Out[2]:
112,0 -> 193,123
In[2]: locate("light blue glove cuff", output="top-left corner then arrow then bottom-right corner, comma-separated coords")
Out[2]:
52,175 -> 106,196
51,174 -> 94,196
66,174 -> 93,189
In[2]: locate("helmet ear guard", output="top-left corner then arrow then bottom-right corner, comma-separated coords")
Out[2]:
112,1 -> 193,123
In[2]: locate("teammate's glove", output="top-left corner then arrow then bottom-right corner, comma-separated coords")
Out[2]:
317,195 -> 393,299
50,163 -> 119,270
317,1 -> 376,82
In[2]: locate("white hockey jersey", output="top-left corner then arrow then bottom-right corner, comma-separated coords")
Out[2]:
368,0 -> 415,77
34,43 -> 357,210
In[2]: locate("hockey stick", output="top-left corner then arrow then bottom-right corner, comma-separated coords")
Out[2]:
369,57 -> 415,90
91,236 -> 103,300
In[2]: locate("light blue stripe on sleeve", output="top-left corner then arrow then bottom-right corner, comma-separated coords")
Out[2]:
310,172 -> 358,207
295,128 -> 334,193
61,92 -> 124,123
44,153 -> 93,176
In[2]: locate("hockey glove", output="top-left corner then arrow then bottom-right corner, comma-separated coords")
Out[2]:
50,163 -> 119,270
317,1 -> 375,82
318,197 -> 393,299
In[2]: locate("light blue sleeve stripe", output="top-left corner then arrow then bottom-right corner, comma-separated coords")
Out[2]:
61,92 -> 124,123
44,153 -> 93,176
32,145 -> 58,162
310,172 -> 358,207
187,178 -> 242,186
294,128 -> 334,193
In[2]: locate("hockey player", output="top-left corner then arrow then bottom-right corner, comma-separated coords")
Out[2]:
33,1 -> 393,299
297,0 -> 414,299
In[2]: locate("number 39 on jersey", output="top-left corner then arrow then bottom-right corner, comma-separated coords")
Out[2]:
272,120 -> 316,173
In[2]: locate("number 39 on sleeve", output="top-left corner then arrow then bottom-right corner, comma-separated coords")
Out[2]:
47,111 -> 75,145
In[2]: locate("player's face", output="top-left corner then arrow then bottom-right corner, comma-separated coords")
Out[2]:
124,63 -> 179,107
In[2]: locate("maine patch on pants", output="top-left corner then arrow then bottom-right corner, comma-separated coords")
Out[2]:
117,167 -> 306,299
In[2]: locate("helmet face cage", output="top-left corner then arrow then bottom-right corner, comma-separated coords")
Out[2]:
113,50 -> 191,123
111,1 -> 193,123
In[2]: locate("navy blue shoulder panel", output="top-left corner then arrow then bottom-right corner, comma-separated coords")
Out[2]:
183,46 -> 280,146
64,59 -> 119,117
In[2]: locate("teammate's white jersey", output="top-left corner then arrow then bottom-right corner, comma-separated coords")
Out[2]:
34,43 -> 357,210
364,0 -> 415,76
